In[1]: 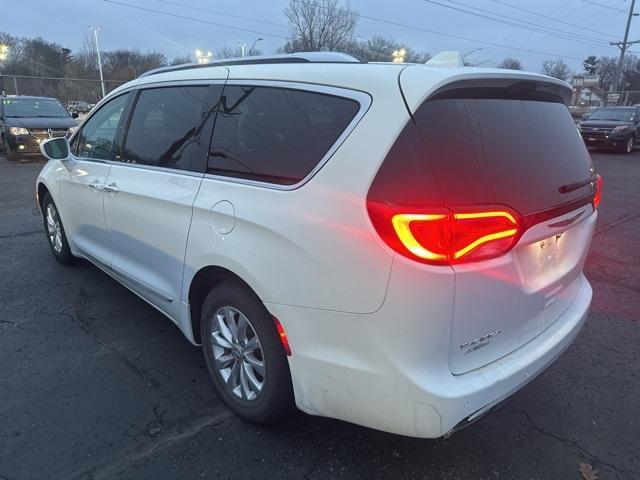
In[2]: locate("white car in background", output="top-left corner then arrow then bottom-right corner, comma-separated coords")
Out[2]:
35,52 -> 601,438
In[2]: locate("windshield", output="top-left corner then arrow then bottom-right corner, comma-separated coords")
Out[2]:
588,108 -> 636,122
2,98 -> 70,118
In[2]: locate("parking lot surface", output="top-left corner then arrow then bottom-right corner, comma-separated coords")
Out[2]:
0,152 -> 638,480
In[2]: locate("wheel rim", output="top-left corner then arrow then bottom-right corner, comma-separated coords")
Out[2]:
46,204 -> 63,253
210,306 -> 265,401
628,137 -> 634,153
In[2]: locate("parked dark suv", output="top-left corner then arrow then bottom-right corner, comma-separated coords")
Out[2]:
1,95 -> 77,161
577,106 -> 639,154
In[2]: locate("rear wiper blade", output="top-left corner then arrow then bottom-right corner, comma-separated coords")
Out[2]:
558,175 -> 598,194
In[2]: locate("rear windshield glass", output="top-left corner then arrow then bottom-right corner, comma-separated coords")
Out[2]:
413,97 -> 594,214
2,98 -> 69,118
587,107 -> 635,122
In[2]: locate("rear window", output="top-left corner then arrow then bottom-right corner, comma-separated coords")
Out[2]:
207,85 -> 360,185
412,95 -> 594,214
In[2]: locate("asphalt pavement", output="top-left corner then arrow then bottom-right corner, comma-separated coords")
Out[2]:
0,151 -> 638,480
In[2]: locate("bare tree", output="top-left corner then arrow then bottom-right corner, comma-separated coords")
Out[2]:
541,59 -> 572,81
170,55 -> 192,66
102,50 -> 166,81
346,36 -> 429,63
497,57 -> 523,70
215,45 -> 263,59
282,0 -> 358,52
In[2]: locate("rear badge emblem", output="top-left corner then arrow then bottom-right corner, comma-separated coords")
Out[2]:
460,330 -> 502,355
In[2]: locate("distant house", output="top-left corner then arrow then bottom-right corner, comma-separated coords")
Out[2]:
579,89 -> 603,106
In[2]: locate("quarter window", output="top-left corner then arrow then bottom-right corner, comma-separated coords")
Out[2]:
207,86 -> 360,185
75,93 -> 130,160
122,85 -> 222,173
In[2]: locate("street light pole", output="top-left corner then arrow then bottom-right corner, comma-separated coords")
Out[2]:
249,38 -> 263,56
0,44 -> 8,95
90,26 -> 106,98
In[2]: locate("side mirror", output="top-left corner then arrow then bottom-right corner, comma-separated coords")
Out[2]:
40,137 -> 70,161
72,112 -> 79,119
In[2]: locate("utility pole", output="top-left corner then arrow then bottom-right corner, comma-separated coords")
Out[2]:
90,26 -> 106,98
611,0 -> 639,92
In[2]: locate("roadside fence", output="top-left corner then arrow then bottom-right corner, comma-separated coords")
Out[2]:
0,74 -> 126,105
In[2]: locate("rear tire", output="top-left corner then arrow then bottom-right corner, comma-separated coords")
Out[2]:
41,193 -> 74,264
201,280 -> 294,424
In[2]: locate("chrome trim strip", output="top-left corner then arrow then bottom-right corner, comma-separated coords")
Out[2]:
203,80 -> 372,191
110,265 -> 174,303
104,161 -> 205,178
75,245 -> 174,303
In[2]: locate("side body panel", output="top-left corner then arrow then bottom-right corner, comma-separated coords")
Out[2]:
183,76 -> 409,318
58,158 -> 112,265
103,165 -> 203,320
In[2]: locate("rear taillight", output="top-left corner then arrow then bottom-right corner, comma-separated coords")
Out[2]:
593,174 -> 603,209
367,202 -> 521,265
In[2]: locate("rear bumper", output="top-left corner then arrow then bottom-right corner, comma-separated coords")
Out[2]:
267,270 -> 591,438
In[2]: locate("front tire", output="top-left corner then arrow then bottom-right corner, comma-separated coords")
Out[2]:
2,137 -> 19,161
621,135 -> 634,154
201,280 -> 294,424
41,193 -> 74,264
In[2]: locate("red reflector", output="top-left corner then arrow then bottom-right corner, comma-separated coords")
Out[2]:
368,202 -> 521,265
593,174 -> 603,209
273,316 -> 291,356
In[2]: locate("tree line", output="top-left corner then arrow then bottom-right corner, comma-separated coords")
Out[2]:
3,0 -> 639,102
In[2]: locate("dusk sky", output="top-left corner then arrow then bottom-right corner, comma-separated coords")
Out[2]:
2,0 -> 638,72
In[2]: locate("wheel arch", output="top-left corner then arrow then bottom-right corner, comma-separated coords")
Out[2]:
37,182 -> 50,210
188,265 -> 262,344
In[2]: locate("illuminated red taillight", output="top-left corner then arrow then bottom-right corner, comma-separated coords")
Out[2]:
367,202 -> 521,265
593,174 -> 603,209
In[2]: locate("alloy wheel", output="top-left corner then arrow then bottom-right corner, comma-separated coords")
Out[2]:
211,306 -> 265,401
46,204 -> 63,253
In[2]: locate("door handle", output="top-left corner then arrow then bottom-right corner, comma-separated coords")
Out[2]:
103,183 -> 120,193
88,182 -> 104,191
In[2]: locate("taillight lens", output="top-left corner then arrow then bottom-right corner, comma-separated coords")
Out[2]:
368,202 -> 521,265
593,174 -> 603,209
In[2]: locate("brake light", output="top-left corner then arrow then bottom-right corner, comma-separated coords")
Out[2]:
593,174 -> 603,209
368,202 -> 521,265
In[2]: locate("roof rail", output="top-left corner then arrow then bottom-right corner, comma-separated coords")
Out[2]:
140,52 -> 361,78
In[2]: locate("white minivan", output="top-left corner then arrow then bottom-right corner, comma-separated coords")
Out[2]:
36,53 -> 601,438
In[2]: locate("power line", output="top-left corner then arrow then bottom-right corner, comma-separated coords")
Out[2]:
103,0 -> 289,39
492,0 -> 618,38
504,0 -> 622,55
105,0 -> 586,62
473,0 -> 580,62
353,15 -> 587,61
425,0 -> 619,48
448,0 -> 613,43
582,0 -> 627,13
155,0 -> 289,28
